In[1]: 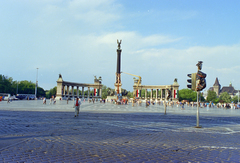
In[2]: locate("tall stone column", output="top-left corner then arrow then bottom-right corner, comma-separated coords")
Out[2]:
156,89 -> 158,101
77,86 -> 79,98
88,87 -> 90,100
99,88 -> 102,98
63,85 -> 65,97
114,40 -> 122,95
145,89 -> 147,100
82,87 -> 84,100
151,89 -> 153,100
165,88 -> 167,100
67,85 -> 69,98
161,89 -> 163,100
72,86 -> 74,100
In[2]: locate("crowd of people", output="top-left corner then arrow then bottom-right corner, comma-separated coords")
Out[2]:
105,98 -> 240,110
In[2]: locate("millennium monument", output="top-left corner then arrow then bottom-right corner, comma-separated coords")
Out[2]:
114,39 -> 122,95
56,74 -> 103,100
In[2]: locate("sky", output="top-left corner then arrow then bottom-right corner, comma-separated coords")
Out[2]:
1,0 -> 240,92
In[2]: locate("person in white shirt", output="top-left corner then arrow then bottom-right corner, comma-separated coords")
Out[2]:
73,98 -> 81,117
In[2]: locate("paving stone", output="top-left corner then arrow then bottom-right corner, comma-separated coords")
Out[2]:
0,101 -> 240,162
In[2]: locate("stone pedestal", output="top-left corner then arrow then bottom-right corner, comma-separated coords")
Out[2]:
114,83 -> 122,94
56,76 -> 63,100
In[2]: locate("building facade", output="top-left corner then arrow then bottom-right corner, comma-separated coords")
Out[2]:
209,78 -> 237,97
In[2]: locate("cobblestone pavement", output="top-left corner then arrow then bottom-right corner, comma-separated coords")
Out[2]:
0,100 -> 240,162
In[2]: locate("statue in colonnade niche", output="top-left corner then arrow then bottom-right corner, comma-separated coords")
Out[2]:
94,76 -> 102,84
107,88 -> 115,96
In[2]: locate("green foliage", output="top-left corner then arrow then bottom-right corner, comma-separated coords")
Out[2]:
0,75 -> 12,93
214,98 -> 220,104
127,91 -> 133,98
219,92 -> 232,103
206,90 -> 217,102
0,74 -> 46,97
179,89 -> 205,102
101,85 -> 108,99
232,95 -> 239,103
179,89 -> 196,102
46,87 -> 57,99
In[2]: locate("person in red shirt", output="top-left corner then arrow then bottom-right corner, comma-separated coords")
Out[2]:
73,98 -> 81,117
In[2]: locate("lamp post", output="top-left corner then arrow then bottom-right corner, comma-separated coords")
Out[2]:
16,81 -> 18,95
238,90 -> 239,104
35,68 -> 39,100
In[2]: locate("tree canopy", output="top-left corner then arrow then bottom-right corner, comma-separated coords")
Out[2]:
232,95 -> 239,103
219,92 -> 232,103
0,74 -> 45,97
206,90 -> 218,102
178,89 -> 204,102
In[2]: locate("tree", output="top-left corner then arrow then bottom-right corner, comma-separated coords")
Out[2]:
46,87 -> 57,99
179,89 -> 196,102
178,89 -> 205,102
0,74 -> 46,97
0,75 -> 12,93
101,85 -> 108,99
219,92 -> 231,103
207,90 -> 218,102
232,95 -> 239,104
127,91 -> 133,98
37,87 -> 46,97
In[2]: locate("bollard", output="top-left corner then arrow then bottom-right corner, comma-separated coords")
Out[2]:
195,91 -> 201,128
164,102 -> 167,115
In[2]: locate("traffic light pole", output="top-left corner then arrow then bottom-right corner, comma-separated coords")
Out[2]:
196,91 -> 201,128
187,61 -> 205,128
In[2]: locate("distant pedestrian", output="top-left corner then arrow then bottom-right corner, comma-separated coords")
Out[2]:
73,98 -> 81,117
43,98 -> 46,104
181,103 -> 185,110
49,98 -> 52,104
53,98 -> 56,104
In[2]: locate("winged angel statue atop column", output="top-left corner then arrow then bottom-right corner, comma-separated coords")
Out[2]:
117,39 -> 122,49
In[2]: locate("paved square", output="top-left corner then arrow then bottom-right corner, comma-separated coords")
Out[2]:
0,100 -> 240,162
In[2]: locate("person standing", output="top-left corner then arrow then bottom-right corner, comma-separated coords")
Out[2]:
181,103 -> 185,110
43,97 -> 46,104
73,98 -> 81,117
53,98 -> 56,104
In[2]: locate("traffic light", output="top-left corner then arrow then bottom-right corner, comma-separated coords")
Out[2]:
196,71 -> 207,91
187,73 -> 197,91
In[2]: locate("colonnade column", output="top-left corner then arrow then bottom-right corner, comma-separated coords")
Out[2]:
72,86 -> 74,100
77,86 -> 79,98
99,88 -> 102,97
165,88 -> 167,100
151,89 -> 153,100
82,87 -> 84,100
67,86 -> 69,98
156,89 -> 158,101
145,89 -> 147,100
161,89 -> 163,100
88,87 -> 90,101
63,85 -> 65,97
